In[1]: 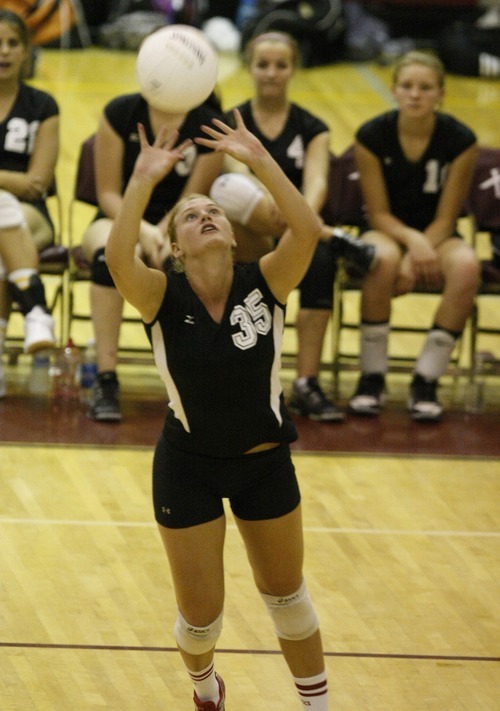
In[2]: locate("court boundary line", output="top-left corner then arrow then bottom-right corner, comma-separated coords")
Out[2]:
1,517 -> 499,537
0,641 -> 498,663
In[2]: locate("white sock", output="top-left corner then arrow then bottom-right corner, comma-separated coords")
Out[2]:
295,376 -> 311,390
360,322 -> 389,374
414,329 -> 457,381
188,661 -> 219,702
293,670 -> 329,710
26,305 -> 46,318
8,268 -> 36,290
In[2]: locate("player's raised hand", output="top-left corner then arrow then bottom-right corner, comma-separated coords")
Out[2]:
133,123 -> 192,186
195,109 -> 267,170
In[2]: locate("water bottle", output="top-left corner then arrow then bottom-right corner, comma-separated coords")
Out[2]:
51,338 -> 82,400
464,351 -> 488,414
29,350 -> 51,395
80,340 -> 98,405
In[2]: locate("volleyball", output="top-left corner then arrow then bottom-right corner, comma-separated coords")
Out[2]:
136,25 -> 218,113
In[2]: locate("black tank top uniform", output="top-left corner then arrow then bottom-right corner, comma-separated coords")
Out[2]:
227,101 -> 335,310
145,262 -> 298,458
229,100 -> 329,190
101,93 -> 224,224
0,83 -> 59,222
356,110 -> 476,231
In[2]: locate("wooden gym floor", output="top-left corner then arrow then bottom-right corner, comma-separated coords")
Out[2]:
0,48 -> 499,709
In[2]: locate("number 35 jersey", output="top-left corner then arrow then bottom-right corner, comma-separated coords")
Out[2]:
145,262 -> 298,457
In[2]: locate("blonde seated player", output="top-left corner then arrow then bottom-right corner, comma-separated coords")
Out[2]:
105,111 -> 332,710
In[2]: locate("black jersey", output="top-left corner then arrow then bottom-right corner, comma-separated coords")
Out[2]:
228,100 -> 328,190
104,93 -> 224,224
0,83 -> 59,216
145,262 -> 298,457
356,110 -> 477,230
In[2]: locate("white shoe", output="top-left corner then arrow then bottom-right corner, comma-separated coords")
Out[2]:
24,308 -> 56,354
0,359 -> 5,398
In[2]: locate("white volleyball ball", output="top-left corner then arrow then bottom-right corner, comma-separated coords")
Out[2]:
136,25 -> 218,113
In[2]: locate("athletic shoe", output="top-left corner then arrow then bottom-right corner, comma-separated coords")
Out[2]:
24,308 -> 56,354
408,374 -> 443,422
330,228 -> 377,275
289,377 -> 345,422
349,372 -> 385,415
88,372 -> 121,422
0,359 -> 5,399
194,673 -> 225,711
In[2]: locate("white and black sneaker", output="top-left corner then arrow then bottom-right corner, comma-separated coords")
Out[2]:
330,228 -> 377,276
24,307 -> 56,354
289,377 -> 345,422
408,374 -> 443,422
349,372 -> 385,415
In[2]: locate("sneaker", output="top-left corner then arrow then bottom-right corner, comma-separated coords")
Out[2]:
0,359 -> 5,399
88,372 -> 122,422
408,374 -> 443,422
288,377 -> 345,422
24,308 -> 56,354
194,673 -> 225,711
349,372 -> 385,415
330,228 -> 377,276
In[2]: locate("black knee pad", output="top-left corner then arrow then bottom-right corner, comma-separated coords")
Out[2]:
91,247 -> 116,287
8,273 -> 47,315
299,241 -> 337,309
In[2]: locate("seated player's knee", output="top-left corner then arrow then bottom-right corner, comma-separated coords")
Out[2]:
210,173 -> 264,226
0,191 -> 26,230
91,247 -> 116,287
174,610 -> 224,655
260,578 -> 319,641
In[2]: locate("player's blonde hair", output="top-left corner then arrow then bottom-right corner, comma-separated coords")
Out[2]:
244,31 -> 301,68
392,50 -> 446,88
167,193 -> 235,272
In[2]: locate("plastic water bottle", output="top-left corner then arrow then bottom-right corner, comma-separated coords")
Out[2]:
464,352 -> 488,414
80,340 -> 98,405
29,350 -> 51,395
51,338 -> 82,400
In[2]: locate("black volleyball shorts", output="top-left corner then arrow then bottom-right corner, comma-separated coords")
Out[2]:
153,438 -> 301,529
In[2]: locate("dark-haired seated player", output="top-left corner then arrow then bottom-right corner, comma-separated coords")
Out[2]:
80,88 -> 224,421
0,10 -> 59,396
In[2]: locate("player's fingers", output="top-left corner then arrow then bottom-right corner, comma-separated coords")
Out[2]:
200,124 -> 225,139
175,138 -> 193,155
160,127 -> 179,149
137,123 -> 148,148
210,118 -> 232,134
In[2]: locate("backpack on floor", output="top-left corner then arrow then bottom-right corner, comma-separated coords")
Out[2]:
240,0 -> 346,67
